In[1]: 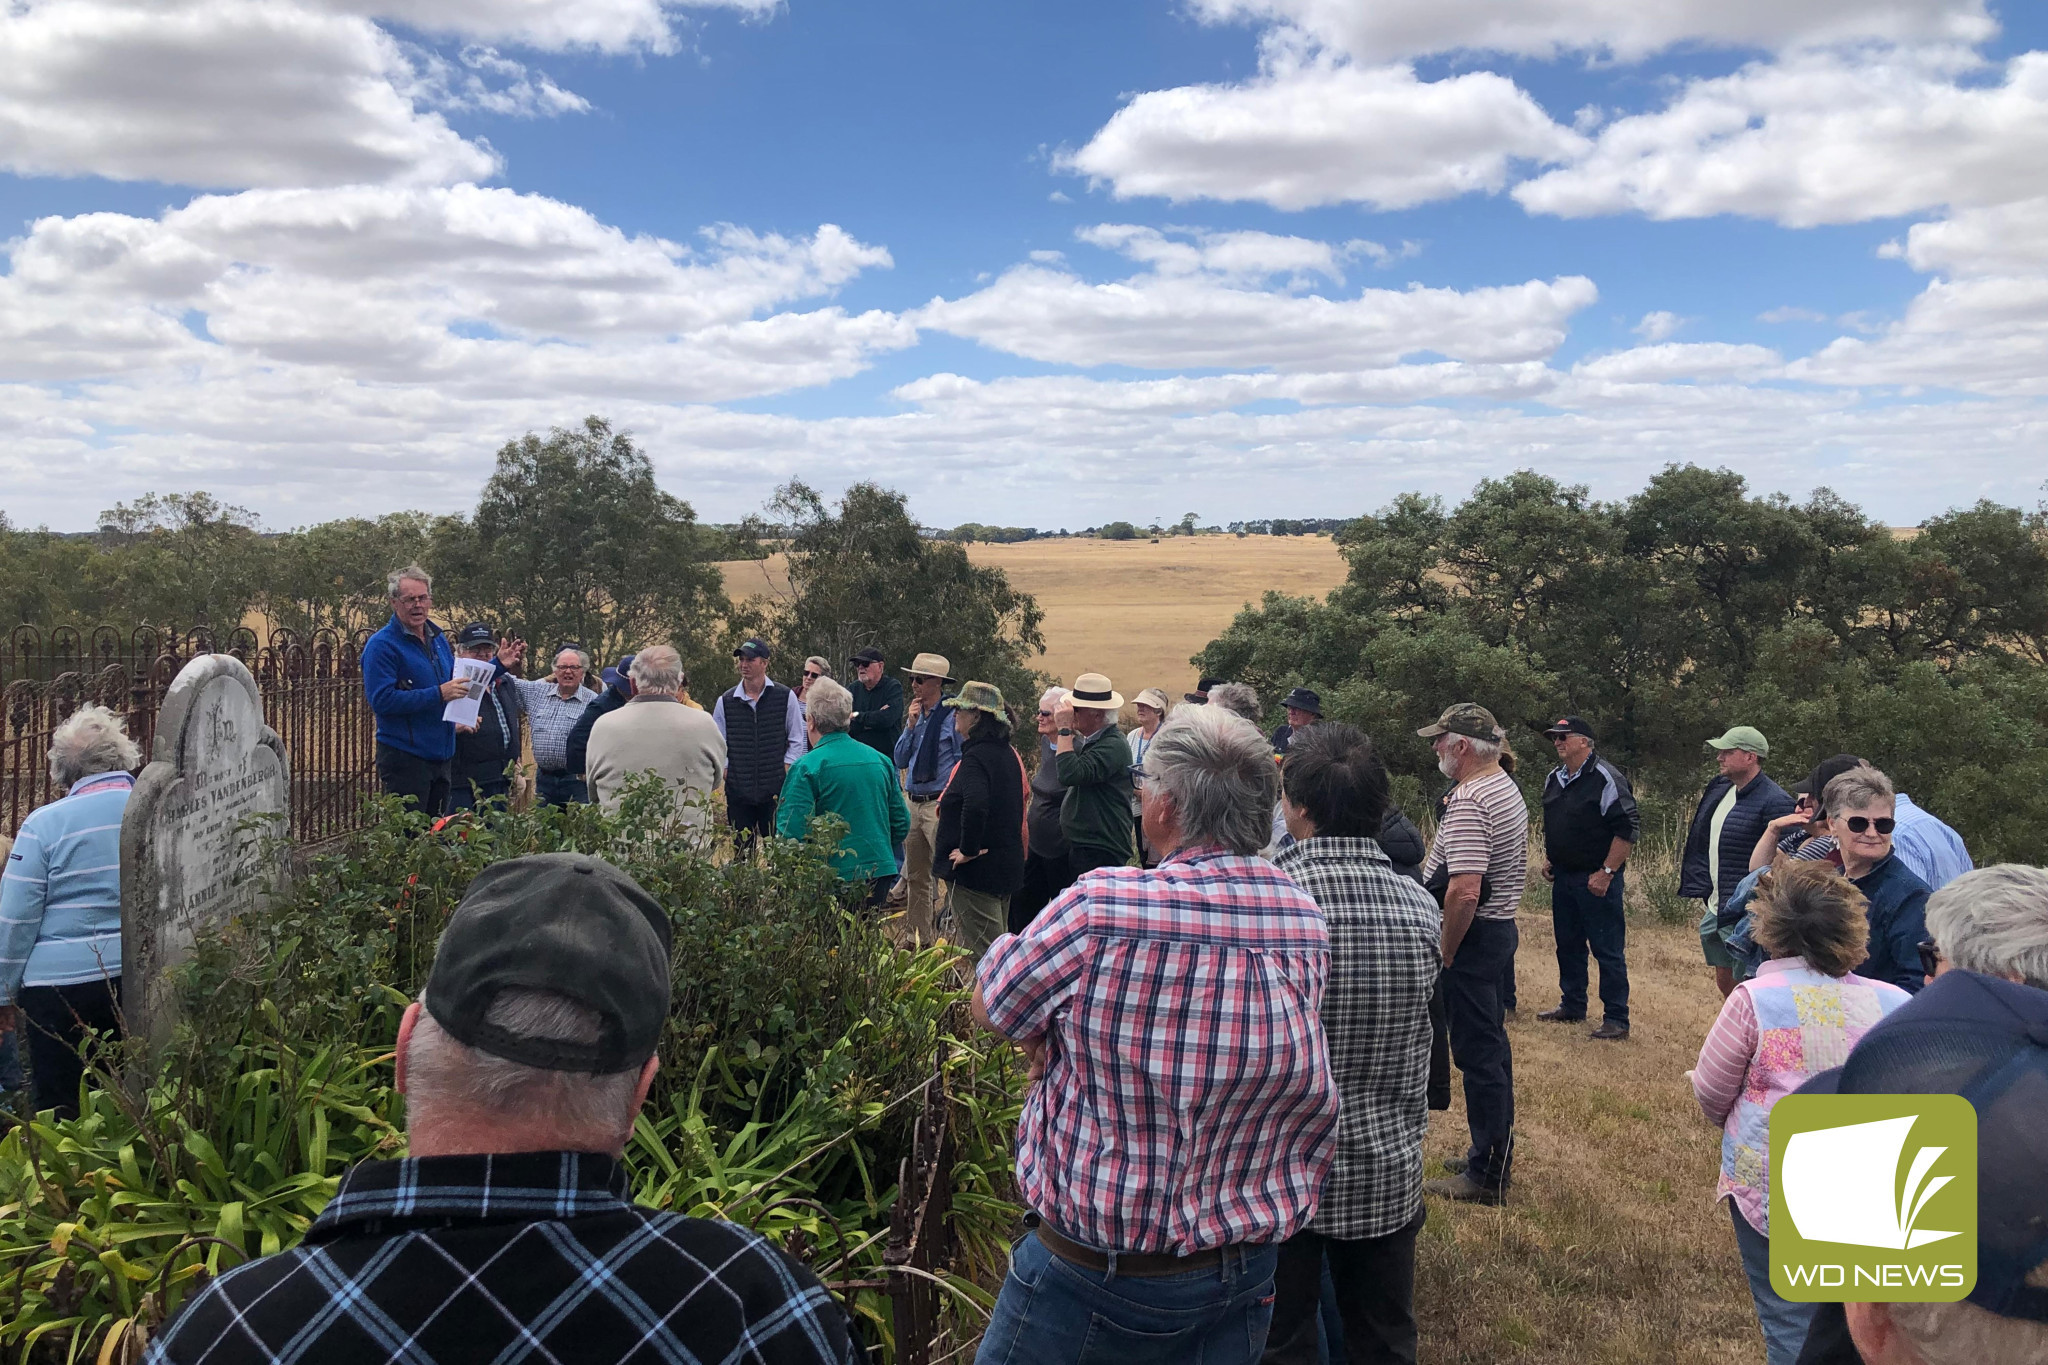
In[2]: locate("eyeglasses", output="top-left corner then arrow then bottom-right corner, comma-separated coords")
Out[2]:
1130,763 -> 1149,779
1037,710 -> 1054,718
1842,816 -> 1896,834
1917,939 -> 1943,978
802,670 -> 822,681
395,592 -> 431,606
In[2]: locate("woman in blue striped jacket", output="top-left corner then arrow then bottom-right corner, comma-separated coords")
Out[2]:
0,704 -> 138,1117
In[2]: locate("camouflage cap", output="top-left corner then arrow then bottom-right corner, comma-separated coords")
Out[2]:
943,680 -> 1006,716
1416,702 -> 1503,742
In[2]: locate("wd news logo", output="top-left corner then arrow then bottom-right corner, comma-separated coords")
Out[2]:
1769,1095 -> 1977,1302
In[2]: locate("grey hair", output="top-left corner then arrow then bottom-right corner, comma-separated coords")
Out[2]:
628,645 -> 684,695
1925,864 -> 2048,991
805,676 -> 853,732
1451,733 -> 1502,765
1891,1274 -> 2048,1365
1824,765 -> 1895,816
49,705 -> 141,789
1206,682 -> 1262,726
805,655 -> 832,679
1039,686 -> 1068,712
387,564 -> 431,598
554,646 -> 591,672
405,990 -> 642,1148
1144,705 -> 1279,855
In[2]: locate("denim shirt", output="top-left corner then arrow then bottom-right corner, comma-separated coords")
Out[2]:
893,704 -> 962,798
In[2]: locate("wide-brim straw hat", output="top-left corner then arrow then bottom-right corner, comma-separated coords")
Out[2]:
943,680 -> 1006,716
901,651 -> 955,682
1069,672 -> 1124,710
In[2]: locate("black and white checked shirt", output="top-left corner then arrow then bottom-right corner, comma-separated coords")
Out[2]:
1274,836 -> 1441,1239
147,1151 -> 858,1365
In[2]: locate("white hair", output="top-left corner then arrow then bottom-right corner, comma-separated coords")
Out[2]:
1144,705 -> 1279,855
1925,864 -> 2048,991
554,646 -> 591,673
387,564 -> 431,598
628,645 -> 684,695
805,676 -> 853,732
1452,733 -> 1502,764
49,705 -> 141,789
1206,683 -> 1261,726
405,990 -> 642,1149
1039,686 -> 1068,712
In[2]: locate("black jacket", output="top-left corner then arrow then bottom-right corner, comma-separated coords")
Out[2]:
847,675 -> 906,758
1378,807 -> 1427,883
1680,771 -> 1796,909
1542,756 -> 1642,874
452,674 -> 523,792
564,684 -> 629,779
936,730 -> 1026,897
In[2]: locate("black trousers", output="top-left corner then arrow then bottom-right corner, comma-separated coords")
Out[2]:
726,792 -> 779,843
448,776 -> 510,812
1552,870 -> 1630,1026
1263,1207 -> 1426,1365
1068,844 -> 1128,882
1443,917 -> 1518,1189
20,976 -> 123,1119
1010,850 -> 1067,932
377,743 -> 449,818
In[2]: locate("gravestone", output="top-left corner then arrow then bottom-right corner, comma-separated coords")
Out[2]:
121,653 -> 290,1050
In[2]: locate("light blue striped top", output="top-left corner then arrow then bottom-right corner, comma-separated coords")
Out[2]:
0,771 -> 132,1003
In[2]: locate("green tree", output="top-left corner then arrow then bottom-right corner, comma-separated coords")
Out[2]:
260,511 -> 454,638
1098,521 -> 1138,541
735,481 -> 1046,708
88,492 -> 271,628
438,418 -> 730,681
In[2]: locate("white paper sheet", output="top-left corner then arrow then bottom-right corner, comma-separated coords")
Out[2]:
442,656 -> 497,728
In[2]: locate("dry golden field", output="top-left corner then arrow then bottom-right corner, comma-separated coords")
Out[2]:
716,533 -> 1351,694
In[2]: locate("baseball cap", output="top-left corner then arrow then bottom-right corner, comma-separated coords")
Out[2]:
1543,715 -> 1596,739
424,853 -> 673,1075
1706,725 -> 1770,757
1793,752 -> 1864,808
734,638 -> 772,661
1417,703 -> 1503,742
849,646 -> 884,666
1823,970 -> 2048,1323
453,622 -> 495,647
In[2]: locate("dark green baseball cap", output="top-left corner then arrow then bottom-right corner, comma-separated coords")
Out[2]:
425,853 -> 672,1075
1416,702 -> 1503,742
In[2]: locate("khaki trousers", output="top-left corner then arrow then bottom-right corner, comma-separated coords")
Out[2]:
903,798 -> 947,944
948,884 -> 1008,963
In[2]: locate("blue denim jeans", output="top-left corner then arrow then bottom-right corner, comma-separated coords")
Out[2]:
534,769 -> 587,808
976,1229 -> 1279,1365
1552,870 -> 1629,1026
0,1024 -> 22,1093
1729,1202 -> 1815,1365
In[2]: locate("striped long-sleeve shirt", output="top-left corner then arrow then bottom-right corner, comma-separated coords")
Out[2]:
1,771 -> 133,1004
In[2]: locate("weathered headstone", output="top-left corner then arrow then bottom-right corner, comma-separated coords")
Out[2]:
121,654 -> 290,1049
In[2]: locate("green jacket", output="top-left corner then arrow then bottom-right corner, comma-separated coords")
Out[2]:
1056,724 -> 1135,860
776,731 -> 912,881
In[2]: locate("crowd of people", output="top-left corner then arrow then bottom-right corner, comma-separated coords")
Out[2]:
1,561 -> 2043,1365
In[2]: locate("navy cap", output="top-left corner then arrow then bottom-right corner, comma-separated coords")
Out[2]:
1825,970 -> 2048,1323
426,853 -> 672,1074
1281,687 -> 1322,716
734,638 -> 772,661
1543,714 -> 1596,739
454,622 -> 495,647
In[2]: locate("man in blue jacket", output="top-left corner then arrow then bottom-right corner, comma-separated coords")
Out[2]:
361,564 -> 466,817
1679,725 -> 1794,998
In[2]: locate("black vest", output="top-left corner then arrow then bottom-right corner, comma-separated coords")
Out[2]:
720,684 -> 793,802
452,679 -> 518,789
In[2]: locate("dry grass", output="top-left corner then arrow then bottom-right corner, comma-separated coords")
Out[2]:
714,533 -> 1350,694
1419,910 -> 1754,1364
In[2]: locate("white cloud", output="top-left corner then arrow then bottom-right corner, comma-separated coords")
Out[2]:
1634,310 -> 1685,341
1180,0 -> 1992,64
316,0 -> 762,56
1789,275 -> 2048,396
1760,306 -> 1830,323
1573,341 -> 1781,383
1898,198 -> 2048,277
1514,47 -> 2048,227
0,187 -> 910,400
918,226 -> 1597,370
1059,47 -> 1583,211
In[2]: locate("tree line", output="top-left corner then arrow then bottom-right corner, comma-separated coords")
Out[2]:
1195,466 -> 2048,864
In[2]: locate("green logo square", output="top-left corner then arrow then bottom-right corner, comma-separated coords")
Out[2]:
1768,1095 -> 1977,1302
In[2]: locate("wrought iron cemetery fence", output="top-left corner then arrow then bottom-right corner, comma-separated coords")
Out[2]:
2,624 -> 376,843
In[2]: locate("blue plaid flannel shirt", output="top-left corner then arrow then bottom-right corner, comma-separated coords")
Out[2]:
147,1150 -> 858,1364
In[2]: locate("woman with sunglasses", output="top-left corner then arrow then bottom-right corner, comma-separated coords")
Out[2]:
1823,765 -> 1933,994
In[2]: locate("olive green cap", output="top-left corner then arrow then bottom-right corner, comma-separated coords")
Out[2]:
943,680 -> 1006,716
1706,725 -> 1770,757
1416,702 -> 1503,742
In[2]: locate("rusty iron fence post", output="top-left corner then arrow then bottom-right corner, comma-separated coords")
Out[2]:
883,1045 -> 956,1365
3,624 -> 375,845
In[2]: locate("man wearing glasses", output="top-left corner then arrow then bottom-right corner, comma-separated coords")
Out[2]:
845,647 -> 905,759
492,639 -> 600,807
362,564 -> 469,817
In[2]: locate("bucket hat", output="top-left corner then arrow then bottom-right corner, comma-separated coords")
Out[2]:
944,680 -> 1006,716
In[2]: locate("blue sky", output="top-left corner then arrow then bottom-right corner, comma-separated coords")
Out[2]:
1,0 -> 2045,530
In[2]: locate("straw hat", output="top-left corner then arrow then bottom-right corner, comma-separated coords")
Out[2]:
1069,672 -> 1124,710
901,651 -> 955,682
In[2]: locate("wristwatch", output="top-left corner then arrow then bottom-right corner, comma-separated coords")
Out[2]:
1057,727 -> 1074,736
1600,865 -> 1620,876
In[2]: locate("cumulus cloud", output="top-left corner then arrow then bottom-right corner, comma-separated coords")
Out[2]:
1179,0 -> 1992,64
0,187 -> 910,399
1060,47 -> 1583,211
1896,198 -> 2048,277
1574,342 -> 1782,383
1514,47 -> 2048,227
919,226 -> 1597,370
1633,310 -> 1685,341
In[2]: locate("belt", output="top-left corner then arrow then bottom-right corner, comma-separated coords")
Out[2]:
909,792 -> 941,803
1029,1216 -> 1240,1278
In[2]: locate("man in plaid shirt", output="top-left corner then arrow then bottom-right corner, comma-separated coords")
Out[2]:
149,853 -> 855,1365
972,705 -> 1339,1365
1268,723 -> 1441,1365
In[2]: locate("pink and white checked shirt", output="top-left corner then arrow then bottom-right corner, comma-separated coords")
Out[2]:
976,845 -> 1339,1254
